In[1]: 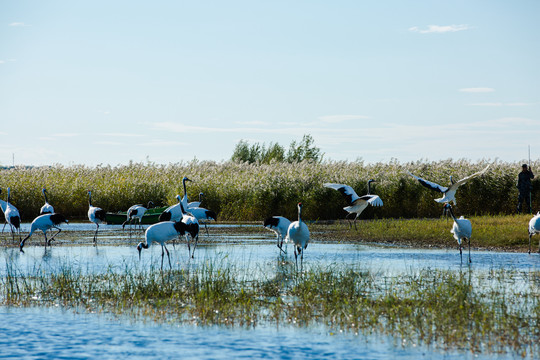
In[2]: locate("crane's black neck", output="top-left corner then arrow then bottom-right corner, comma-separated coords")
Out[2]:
446,204 -> 458,221
183,178 -> 188,201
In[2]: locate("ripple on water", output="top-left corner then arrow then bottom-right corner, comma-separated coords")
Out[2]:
0,307 -> 517,360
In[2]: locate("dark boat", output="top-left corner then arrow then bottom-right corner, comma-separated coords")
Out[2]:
105,206 -> 168,225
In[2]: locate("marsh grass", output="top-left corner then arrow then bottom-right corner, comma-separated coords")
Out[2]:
1,259 -> 538,356
1,159 -> 538,221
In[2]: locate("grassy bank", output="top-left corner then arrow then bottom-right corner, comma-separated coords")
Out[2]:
0,159 -> 538,221
307,214 -> 538,251
1,261 -> 538,356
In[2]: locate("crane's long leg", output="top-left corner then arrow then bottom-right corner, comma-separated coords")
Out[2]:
191,235 -> 199,259
204,222 -> 209,235
459,243 -> 463,263
161,245 -> 165,270
353,214 -> 359,231
48,227 -> 61,245
529,234 -> 532,254
468,238 -> 472,264
165,244 -> 171,269
10,224 -> 14,242
277,236 -> 286,254
93,224 -> 99,246
345,213 -> 353,229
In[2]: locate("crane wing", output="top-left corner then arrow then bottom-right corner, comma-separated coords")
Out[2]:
407,172 -> 448,193
354,194 -> 383,207
452,164 -> 491,188
323,183 -> 359,205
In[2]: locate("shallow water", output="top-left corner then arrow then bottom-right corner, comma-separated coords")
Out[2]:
0,307 -> 521,360
1,224 -> 539,359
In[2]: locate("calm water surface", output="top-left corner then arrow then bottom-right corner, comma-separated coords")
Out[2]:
1,223 -> 538,359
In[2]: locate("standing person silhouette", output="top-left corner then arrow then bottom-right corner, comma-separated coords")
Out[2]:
517,164 -> 534,214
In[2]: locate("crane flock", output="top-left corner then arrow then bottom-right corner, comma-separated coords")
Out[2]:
2,165 -> 539,270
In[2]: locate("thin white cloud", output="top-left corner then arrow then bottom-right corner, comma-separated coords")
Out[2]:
459,87 -> 495,93
318,115 -> 370,123
409,24 -> 471,34
9,22 -> 30,27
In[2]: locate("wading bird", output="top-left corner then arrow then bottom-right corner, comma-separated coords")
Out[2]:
87,190 -> 106,245
528,212 -> 540,254
3,188 -> 21,242
187,206 -> 216,235
286,203 -> 310,268
407,165 -> 490,205
137,220 -> 189,270
444,203 -> 472,263
0,188 -> 8,224
40,187 -> 54,214
263,216 -> 291,253
181,177 -> 200,210
122,201 -> 154,236
179,201 -> 200,258
159,195 -> 183,222
19,213 -> 68,252
324,180 -> 384,230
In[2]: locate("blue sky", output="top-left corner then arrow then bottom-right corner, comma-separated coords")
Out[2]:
1,0 -> 539,166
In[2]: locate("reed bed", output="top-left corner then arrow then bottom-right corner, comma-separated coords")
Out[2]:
1,260 -> 538,356
0,159 -> 537,221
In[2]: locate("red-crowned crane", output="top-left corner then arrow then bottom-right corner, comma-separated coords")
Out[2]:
122,201 -> 154,236
181,177 -> 200,210
286,203 -> 310,269
528,212 -> 540,254
178,200 -> 200,258
19,213 -> 68,252
137,220 -> 189,270
3,188 -> 21,242
40,187 -> 54,214
324,180 -> 383,230
444,203 -> 473,263
0,188 -> 8,228
186,192 -> 216,235
159,195 -> 183,223
263,216 -> 291,253
87,190 -> 106,246
407,165 -> 490,205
